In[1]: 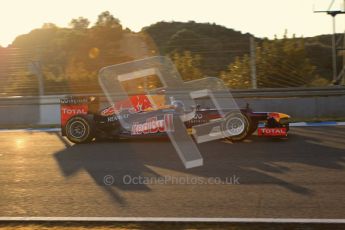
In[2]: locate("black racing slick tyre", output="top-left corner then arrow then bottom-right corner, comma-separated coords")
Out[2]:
248,121 -> 259,136
221,112 -> 250,142
65,115 -> 95,144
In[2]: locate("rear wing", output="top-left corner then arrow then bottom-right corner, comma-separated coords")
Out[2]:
60,96 -> 103,137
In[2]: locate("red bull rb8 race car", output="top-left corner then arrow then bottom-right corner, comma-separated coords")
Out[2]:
60,94 -> 290,144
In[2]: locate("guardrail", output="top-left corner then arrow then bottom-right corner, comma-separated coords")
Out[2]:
231,86 -> 345,97
1,86 -> 345,105
0,87 -> 344,125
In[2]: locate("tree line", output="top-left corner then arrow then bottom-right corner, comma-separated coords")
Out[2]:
0,12 -> 338,96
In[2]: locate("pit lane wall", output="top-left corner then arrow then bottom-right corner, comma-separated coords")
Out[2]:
0,87 -> 345,126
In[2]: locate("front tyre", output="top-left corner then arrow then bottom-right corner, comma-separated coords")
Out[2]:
248,121 -> 259,136
221,112 -> 250,142
65,115 -> 95,144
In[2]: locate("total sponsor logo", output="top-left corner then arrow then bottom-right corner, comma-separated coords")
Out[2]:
60,105 -> 88,125
258,127 -> 287,136
131,114 -> 174,135
61,107 -> 87,115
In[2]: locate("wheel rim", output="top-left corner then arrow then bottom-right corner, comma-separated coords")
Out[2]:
224,117 -> 245,137
69,120 -> 86,139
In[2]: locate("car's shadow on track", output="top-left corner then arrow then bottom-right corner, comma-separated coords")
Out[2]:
53,127 -> 345,205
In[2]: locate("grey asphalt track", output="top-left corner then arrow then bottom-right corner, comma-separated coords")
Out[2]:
0,126 -> 344,218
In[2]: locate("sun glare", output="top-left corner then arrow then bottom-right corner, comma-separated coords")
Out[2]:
0,0 -> 343,47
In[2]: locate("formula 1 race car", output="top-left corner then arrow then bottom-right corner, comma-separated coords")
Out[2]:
60,94 -> 290,144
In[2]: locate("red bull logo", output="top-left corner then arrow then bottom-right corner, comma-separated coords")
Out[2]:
131,114 -> 174,135
100,95 -> 154,116
130,95 -> 152,112
101,106 -> 117,116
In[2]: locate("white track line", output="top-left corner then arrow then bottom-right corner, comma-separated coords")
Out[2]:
290,122 -> 345,127
0,128 -> 60,133
0,217 -> 344,223
0,122 -> 344,133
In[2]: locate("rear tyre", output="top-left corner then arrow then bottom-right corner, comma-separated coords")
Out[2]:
221,112 -> 250,142
65,115 -> 95,144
